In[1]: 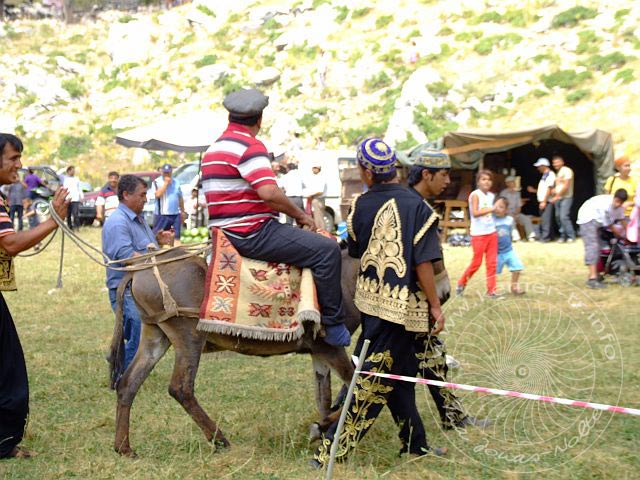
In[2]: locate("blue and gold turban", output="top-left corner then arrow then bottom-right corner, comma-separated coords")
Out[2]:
357,138 -> 396,174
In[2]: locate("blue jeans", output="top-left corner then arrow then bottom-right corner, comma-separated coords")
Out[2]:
555,197 -> 575,240
108,287 -> 142,371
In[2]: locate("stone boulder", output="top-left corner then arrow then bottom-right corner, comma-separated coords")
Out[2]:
253,67 -> 281,87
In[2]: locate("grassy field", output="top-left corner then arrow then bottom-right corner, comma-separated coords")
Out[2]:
0,227 -> 639,479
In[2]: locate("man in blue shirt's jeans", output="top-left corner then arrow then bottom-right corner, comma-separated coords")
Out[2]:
102,175 -> 173,371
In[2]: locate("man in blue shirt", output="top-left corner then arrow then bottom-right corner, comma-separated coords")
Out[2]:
150,163 -> 185,243
102,175 -> 173,371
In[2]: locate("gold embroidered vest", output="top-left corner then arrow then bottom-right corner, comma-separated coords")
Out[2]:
347,184 -> 440,332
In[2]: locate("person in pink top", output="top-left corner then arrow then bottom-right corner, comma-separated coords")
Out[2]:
456,170 -> 500,298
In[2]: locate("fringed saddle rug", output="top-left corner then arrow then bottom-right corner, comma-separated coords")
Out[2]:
198,229 -> 320,341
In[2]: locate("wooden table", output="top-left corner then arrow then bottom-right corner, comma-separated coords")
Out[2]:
434,199 -> 470,239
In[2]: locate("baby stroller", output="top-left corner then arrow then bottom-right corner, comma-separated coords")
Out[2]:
597,228 -> 640,286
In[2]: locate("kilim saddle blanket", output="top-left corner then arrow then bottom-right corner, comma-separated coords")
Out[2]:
198,229 -> 321,341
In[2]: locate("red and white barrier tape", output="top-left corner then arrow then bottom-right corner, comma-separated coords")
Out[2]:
358,370 -> 640,416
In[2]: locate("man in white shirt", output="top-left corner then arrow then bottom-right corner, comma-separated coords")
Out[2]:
62,165 -> 84,230
281,156 -> 304,225
576,189 -> 627,289
303,161 -> 327,230
532,158 -> 555,242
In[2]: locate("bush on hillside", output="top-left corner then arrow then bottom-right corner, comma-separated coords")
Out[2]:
406,29 -> 421,40
437,26 -> 453,36
474,33 -> 522,55
468,8 -> 537,27
585,52 -> 627,73
352,7 -> 371,19
335,6 -> 349,23
285,84 -> 302,98
576,30 -> 601,54
195,54 -> 218,68
455,31 -> 483,42
364,71 -> 392,92
59,134 -> 92,160
541,69 -> 592,89
414,103 -> 459,140
376,15 -> 393,29
566,89 -> 590,104
196,5 -> 215,17
428,81 -> 451,96
614,68 -> 634,84
61,79 -> 86,99
551,6 -> 597,29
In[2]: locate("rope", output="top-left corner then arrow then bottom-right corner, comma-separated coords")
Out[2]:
47,202 -> 211,272
17,228 -> 58,257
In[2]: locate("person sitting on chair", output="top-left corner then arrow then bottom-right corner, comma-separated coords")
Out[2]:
199,88 -> 350,347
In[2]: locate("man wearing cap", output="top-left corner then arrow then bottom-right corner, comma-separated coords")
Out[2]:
406,149 -> 490,430
303,160 -> 327,230
500,176 -> 536,241
531,158 -> 556,242
150,163 -> 185,243
200,88 -> 350,347
313,138 -> 448,467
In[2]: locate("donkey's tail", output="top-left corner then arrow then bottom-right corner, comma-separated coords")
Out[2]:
108,273 -> 133,390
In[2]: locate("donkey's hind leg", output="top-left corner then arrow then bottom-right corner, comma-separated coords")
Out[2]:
159,317 -> 230,449
115,323 -> 170,457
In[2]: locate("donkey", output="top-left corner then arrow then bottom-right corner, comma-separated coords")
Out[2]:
108,248 -> 362,457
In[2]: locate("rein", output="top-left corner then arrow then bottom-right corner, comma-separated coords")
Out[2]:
47,201 -> 211,272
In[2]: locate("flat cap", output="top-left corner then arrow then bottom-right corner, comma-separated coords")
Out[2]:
223,88 -> 269,117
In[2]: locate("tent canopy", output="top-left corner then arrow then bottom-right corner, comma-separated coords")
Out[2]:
399,124 -> 614,190
115,110 -> 229,153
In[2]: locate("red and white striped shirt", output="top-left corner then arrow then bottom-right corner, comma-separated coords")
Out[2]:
201,123 -> 278,236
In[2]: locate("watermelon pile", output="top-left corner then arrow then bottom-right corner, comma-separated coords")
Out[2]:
180,227 -> 210,244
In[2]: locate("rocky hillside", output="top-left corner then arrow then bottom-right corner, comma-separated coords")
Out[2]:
1,0 -> 639,185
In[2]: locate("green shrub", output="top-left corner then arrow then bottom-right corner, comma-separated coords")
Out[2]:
474,33 -> 522,55
352,7 -> 371,19
428,81 -> 451,96
585,52 -> 627,73
532,88 -> 549,97
407,29 -> 421,40
551,6 -> 597,29
195,54 -> 218,68
227,13 -> 241,23
297,111 -> 323,130
118,15 -> 136,23
364,71 -> 392,92
288,42 -> 320,60
503,9 -> 537,27
477,11 -> 502,23
414,103 -> 459,140
335,6 -> 349,23
541,69 -> 592,89
196,4 -> 215,17
285,84 -> 302,98
566,89 -> 590,103
341,124 -> 387,145
59,134 -> 92,160
455,31 -> 483,42
615,68 -> 635,84
62,79 -> 86,99
576,30 -> 601,54
395,132 -> 418,151
378,48 -> 402,65
312,0 -> 330,7
614,8 -> 630,21
375,15 -> 393,29
437,26 -> 453,36
263,18 -> 281,30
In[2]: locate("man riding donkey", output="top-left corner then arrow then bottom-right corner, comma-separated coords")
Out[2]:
0,133 -> 69,460
312,139 -> 450,467
407,148 -> 491,430
200,88 -> 350,347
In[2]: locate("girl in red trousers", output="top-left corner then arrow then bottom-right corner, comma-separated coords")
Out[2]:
456,170 -> 500,298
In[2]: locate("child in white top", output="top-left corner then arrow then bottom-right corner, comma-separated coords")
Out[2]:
457,170 -> 499,297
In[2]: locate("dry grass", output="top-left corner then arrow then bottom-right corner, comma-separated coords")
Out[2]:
0,228 -> 639,479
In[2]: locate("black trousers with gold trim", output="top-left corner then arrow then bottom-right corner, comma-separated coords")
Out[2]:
416,333 -> 467,429
313,314 -> 430,465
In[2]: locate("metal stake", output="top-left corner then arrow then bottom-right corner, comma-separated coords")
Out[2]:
325,339 -> 370,480
56,231 -> 64,289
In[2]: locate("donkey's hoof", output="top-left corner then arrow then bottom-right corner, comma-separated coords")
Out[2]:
116,446 -> 137,458
212,438 -> 231,451
309,422 -> 322,442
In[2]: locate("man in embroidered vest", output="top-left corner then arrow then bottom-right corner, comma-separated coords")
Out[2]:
0,133 -> 70,459
312,138 -> 448,467
200,88 -> 350,347
407,148 -> 491,431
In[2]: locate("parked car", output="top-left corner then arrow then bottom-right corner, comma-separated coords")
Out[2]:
80,171 -> 160,226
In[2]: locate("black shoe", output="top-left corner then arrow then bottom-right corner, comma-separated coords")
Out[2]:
455,416 -> 493,429
403,446 -> 448,457
586,279 -> 606,289
308,459 -> 323,470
